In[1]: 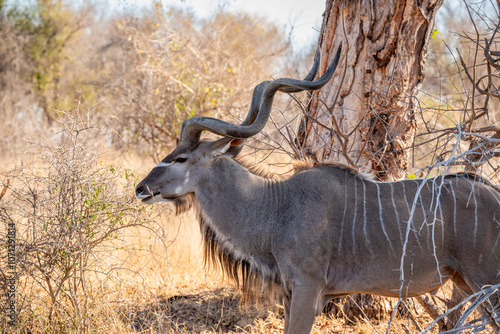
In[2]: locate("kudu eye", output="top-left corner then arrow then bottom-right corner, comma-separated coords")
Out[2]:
175,157 -> 188,163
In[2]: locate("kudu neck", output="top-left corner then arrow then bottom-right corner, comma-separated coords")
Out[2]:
194,158 -> 278,254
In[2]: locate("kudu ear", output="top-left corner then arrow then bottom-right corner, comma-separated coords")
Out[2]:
211,137 -> 245,158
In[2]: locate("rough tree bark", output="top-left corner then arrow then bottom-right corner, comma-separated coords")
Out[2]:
296,0 -> 443,181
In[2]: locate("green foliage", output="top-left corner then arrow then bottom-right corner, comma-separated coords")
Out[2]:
431,28 -> 440,39
7,0 -> 81,116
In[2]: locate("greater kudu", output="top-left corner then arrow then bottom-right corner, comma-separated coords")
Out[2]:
135,44 -> 500,334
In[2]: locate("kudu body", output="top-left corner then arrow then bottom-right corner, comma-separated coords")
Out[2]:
136,45 -> 500,334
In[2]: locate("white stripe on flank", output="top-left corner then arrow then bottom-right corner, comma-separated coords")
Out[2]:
492,214 -> 500,252
401,182 -> 410,213
352,177 -> 358,255
484,184 -> 500,206
438,199 -> 445,246
338,172 -> 348,254
450,183 -> 457,236
402,182 -> 422,250
472,182 -> 478,247
419,194 -> 431,250
390,183 -> 403,244
376,183 -> 393,251
362,180 -> 372,254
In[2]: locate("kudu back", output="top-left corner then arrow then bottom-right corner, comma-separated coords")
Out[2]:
136,45 -> 500,334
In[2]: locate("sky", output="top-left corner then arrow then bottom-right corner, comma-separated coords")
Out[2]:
112,0 -> 327,51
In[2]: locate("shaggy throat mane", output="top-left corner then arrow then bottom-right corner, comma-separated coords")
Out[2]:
196,210 -> 280,303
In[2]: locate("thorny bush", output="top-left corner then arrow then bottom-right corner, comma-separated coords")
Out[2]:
0,110 -> 160,332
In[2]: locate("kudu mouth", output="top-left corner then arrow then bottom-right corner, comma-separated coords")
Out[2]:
135,186 -> 158,203
136,182 -> 185,203
136,190 -> 180,203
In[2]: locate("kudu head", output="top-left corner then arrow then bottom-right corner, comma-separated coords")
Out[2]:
135,45 -> 342,204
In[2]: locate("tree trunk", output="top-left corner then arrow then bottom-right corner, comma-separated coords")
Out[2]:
296,0 -> 443,181
302,0 -> 444,324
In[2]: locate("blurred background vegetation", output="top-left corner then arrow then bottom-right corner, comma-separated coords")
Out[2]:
0,0 -> 307,164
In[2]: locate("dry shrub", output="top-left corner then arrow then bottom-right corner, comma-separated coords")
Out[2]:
0,107 -> 161,332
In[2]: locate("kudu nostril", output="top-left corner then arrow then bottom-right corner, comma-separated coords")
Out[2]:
135,186 -> 144,197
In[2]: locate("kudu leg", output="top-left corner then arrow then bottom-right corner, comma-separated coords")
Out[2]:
286,282 -> 322,334
416,275 -> 474,331
445,277 -> 472,329
415,294 -> 453,331
283,296 -> 291,334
